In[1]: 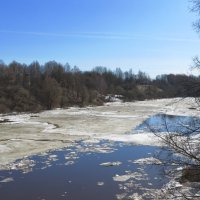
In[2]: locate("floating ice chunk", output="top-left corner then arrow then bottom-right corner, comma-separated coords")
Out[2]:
48,154 -> 58,161
116,193 -> 127,200
100,161 -> 122,167
49,154 -> 57,158
97,182 -> 104,186
113,172 -> 145,182
65,161 -> 75,165
0,177 -> 14,183
131,157 -> 162,165
8,159 -> 36,172
128,193 -> 143,200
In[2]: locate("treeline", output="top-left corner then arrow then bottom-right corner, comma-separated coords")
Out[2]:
0,60 -> 199,113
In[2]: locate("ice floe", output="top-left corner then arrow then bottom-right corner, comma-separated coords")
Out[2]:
131,157 -> 162,165
100,161 -> 122,167
113,171 -> 147,182
97,182 -> 104,186
0,177 -> 14,183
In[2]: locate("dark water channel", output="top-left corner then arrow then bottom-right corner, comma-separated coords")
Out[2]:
0,144 -> 167,200
0,114 -> 195,200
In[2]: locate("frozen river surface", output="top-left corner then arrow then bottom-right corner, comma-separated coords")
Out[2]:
0,98 -> 199,199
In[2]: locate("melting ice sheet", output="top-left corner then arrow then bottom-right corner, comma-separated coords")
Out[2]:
1,99 -> 200,199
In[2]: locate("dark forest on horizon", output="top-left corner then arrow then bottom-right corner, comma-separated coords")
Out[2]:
0,60 -> 199,113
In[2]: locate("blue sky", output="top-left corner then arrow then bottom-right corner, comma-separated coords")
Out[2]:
0,0 -> 200,77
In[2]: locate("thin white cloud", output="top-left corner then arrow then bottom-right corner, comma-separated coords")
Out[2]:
0,30 -> 200,42
0,30 -> 134,40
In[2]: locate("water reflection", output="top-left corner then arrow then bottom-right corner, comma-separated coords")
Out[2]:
135,114 -> 200,135
0,143 -> 167,200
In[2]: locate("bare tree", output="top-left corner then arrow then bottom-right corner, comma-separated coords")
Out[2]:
145,109 -> 200,199
150,2 -> 200,198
